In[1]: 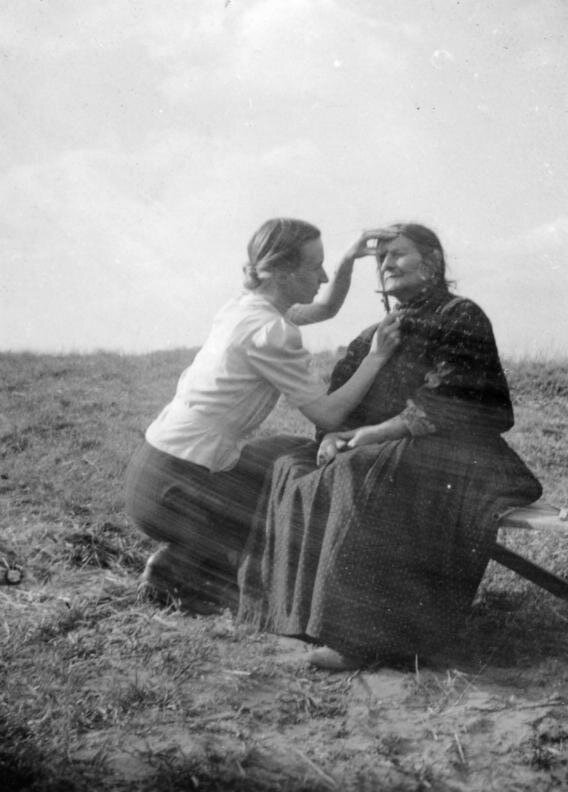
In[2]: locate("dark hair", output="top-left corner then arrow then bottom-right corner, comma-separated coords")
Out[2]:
243,218 -> 321,290
377,223 -> 450,288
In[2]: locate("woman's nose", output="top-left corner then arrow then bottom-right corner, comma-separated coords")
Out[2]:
320,267 -> 329,284
380,253 -> 393,273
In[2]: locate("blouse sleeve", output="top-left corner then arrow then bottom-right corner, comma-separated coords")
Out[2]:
247,317 -> 327,407
411,299 -> 514,435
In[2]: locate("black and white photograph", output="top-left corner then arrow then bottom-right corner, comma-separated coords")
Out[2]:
1,2 -> 567,790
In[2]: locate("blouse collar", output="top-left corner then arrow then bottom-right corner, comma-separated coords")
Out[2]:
395,285 -> 451,313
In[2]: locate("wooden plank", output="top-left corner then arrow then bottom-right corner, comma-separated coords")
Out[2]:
491,542 -> 568,601
498,501 -> 568,531
492,501 -> 568,599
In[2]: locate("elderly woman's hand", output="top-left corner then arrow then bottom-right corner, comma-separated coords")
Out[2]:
316,433 -> 350,466
347,415 -> 410,449
369,313 -> 401,361
346,425 -> 383,448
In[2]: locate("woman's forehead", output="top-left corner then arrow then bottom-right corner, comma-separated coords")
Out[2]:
378,234 -> 416,252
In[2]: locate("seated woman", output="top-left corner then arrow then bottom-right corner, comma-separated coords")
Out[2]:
124,218 -> 400,613
237,223 -> 542,670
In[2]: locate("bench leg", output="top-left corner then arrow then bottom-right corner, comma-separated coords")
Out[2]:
491,542 -> 568,601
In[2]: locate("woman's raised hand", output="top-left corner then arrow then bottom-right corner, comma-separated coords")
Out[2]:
342,229 -> 384,262
369,313 -> 401,361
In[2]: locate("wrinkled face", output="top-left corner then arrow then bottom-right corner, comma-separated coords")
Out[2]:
378,234 -> 426,302
286,237 -> 328,304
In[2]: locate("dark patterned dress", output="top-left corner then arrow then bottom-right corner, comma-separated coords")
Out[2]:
237,288 -> 542,662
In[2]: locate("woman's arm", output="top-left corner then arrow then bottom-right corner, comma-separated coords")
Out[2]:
286,230 -> 383,326
317,415 -> 411,465
411,299 -> 514,434
286,255 -> 355,326
347,415 -> 411,447
298,313 -> 401,431
316,299 -> 513,464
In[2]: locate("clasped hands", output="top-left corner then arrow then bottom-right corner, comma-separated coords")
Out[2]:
317,425 -> 383,466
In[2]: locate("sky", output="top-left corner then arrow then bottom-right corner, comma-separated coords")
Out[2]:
1,0 -> 568,358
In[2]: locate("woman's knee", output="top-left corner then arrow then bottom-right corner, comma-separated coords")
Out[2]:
238,435 -> 314,480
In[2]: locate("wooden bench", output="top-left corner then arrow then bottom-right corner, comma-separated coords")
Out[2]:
492,501 -> 568,600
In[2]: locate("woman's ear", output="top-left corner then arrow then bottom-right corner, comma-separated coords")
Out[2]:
420,249 -> 442,282
273,269 -> 293,284
418,259 -> 431,282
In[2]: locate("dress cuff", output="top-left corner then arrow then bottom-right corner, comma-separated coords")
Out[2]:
399,399 -> 437,437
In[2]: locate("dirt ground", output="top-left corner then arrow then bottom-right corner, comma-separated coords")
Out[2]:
3,566 -> 568,792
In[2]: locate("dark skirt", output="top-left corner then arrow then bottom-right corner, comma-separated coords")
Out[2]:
237,434 -> 542,661
125,436 -> 308,575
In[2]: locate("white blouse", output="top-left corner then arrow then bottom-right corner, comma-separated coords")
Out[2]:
145,292 -> 326,471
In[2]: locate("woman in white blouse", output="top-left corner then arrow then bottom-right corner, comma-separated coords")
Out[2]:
125,218 -> 400,612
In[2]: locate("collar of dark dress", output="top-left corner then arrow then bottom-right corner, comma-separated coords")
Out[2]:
395,286 -> 451,314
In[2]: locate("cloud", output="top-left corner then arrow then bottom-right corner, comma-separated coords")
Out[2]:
1,0 -> 566,356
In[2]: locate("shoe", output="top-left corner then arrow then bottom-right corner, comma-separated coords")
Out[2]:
139,547 -> 212,613
307,646 -> 363,671
140,547 -> 185,596
139,547 -> 236,615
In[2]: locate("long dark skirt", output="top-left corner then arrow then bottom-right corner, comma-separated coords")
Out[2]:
237,434 -> 542,661
125,436 -> 308,584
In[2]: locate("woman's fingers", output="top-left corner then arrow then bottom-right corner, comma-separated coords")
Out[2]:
347,432 -> 364,448
370,314 -> 401,355
317,447 -> 336,466
316,439 -> 336,466
320,428 -> 379,455
316,436 -> 349,466
355,229 -> 397,257
347,427 -> 378,448
378,311 -> 400,327
346,229 -> 387,261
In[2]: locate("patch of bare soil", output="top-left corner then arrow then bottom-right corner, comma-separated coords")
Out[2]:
3,568 -> 566,792
74,654 -> 568,791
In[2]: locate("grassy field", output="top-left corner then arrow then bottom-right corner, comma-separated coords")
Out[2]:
1,349 -> 568,791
